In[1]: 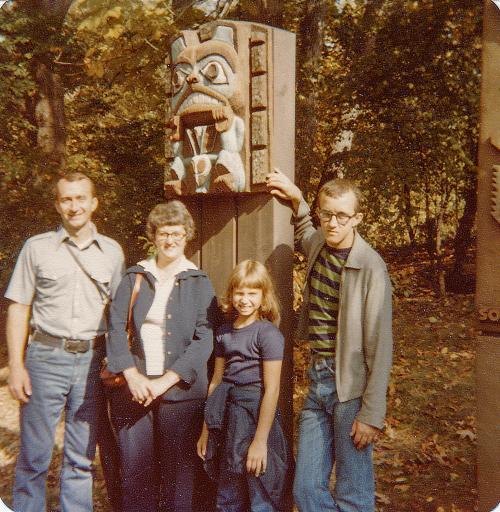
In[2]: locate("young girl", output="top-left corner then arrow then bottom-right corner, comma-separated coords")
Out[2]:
197,260 -> 293,512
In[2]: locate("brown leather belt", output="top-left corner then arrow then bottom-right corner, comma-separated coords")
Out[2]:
32,331 -> 105,353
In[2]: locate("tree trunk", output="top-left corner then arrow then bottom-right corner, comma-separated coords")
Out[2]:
453,176 -> 477,272
19,0 -> 74,174
435,203 -> 446,296
445,173 -> 477,293
34,61 -> 66,170
424,174 -> 435,260
254,0 -> 284,27
295,0 -> 328,194
402,182 -> 416,246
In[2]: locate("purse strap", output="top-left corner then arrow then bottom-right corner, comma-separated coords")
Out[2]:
127,273 -> 143,348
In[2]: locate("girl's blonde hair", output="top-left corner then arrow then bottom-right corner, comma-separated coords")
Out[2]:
221,260 -> 281,326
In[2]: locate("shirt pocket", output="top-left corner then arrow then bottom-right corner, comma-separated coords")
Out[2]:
36,265 -> 72,296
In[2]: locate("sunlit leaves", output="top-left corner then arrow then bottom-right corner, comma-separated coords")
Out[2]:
300,0 -> 481,253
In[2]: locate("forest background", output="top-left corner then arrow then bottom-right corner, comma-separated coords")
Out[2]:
0,0 -> 482,511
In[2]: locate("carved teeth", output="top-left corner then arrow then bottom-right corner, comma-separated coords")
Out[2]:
178,93 -> 222,114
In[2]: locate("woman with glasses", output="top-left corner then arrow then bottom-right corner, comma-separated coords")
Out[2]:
106,200 -> 218,512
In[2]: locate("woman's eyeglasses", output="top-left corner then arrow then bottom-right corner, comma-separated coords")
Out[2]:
156,231 -> 186,242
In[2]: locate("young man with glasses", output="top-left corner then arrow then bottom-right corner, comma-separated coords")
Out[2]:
266,169 -> 392,512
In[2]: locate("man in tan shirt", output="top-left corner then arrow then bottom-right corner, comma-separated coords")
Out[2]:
5,172 -> 124,512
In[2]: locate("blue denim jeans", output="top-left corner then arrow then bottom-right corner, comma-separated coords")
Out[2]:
13,341 -> 105,512
217,468 -> 277,512
293,357 -> 374,512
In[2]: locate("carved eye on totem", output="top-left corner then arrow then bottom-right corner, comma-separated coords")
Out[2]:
172,68 -> 188,93
200,61 -> 228,84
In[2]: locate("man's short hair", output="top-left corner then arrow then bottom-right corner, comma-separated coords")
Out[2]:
318,178 -> 364,212
54,172 -> 96,199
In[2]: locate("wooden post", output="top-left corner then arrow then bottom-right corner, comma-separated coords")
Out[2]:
476,2 -> 500,510
165,22 -> 296,445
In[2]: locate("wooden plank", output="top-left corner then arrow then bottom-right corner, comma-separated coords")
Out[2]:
477,0 -> 500,318
270,27 -> 295,181
476,335 -> 500,511
181,196 -> 201,268
237,193 -> 294,439
476,3 -> 500,510
200,196 -> 237,298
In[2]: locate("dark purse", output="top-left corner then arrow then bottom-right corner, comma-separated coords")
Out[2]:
100,273 -> 143,388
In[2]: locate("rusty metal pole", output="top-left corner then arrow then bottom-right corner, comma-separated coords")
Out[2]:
476,2 -> 500,510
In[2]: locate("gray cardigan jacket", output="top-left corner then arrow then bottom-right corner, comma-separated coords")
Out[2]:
107,266 -> 218,402
294,200 -> 393,429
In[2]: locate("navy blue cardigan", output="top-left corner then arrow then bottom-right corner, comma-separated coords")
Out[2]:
106,265 -> 218,402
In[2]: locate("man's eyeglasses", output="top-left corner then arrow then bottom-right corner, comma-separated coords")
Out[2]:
316,209 -> 357,226
156,231 -> 186,242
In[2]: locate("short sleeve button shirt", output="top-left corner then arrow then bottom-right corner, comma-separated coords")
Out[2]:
5,225 -> 124,340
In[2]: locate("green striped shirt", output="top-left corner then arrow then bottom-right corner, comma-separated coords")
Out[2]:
308,245 -> 351,355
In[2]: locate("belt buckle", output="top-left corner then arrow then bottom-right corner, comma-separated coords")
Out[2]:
64,339 -> 88,353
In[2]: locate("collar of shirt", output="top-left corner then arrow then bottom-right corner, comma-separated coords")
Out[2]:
54,223 -> 104,251
138,256 -> 197,283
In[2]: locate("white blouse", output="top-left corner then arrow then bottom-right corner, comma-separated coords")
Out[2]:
138,256 -> 196,376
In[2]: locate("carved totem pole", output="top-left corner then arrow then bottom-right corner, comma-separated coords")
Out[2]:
476,2 -> 500,510
164,21 -> 296,440
165,21 -> 285,197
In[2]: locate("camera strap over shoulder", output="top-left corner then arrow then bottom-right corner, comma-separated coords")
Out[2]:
64,242 -> 110,304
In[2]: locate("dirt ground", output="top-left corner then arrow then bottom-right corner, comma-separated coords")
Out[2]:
0,256 -> 477,512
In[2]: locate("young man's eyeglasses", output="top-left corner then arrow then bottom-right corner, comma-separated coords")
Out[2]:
316,208 -> 357,226
155,230 -> 186,242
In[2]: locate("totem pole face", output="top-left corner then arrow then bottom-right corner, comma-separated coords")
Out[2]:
165,21 -> 278,196
170,40 -> 241,121
166,24 -> 246,195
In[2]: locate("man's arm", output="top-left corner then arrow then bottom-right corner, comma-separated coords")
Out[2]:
7,302 -> 32,403
265,168 -> 303,214
351,263 -> 393,449
266,168 -> 320,254
350,419 -> 380,450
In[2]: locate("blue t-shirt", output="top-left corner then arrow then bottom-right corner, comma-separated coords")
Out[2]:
215,320 -> 285,385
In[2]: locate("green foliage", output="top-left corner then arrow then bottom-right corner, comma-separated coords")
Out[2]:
0,0 -> 482,289
301,0 -> 481,251
0,0 -> 177,284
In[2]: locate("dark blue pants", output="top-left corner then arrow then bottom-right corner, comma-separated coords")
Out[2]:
97,395 -> 122,512
217,468 -> 278,512
110,387 -> 212,512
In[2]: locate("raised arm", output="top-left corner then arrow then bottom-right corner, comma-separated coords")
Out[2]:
265,168 -> 303,214
266,168 -> 320,255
